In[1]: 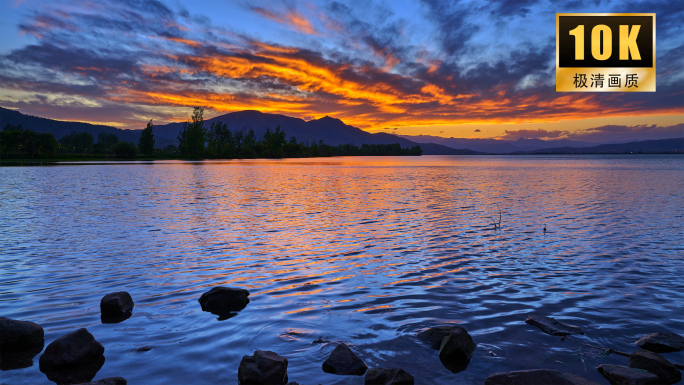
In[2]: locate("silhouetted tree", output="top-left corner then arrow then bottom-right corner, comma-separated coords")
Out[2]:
138,119 -> 155,156
0,123 -> 23,155
207,121 -> 234,158
261,125 -> 287,158
177,107 -> 206,157
95,133 -> 119,154
59,131 -> 93,154
113,141 -> 138,158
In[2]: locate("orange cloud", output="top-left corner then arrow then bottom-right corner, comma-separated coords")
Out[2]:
250,7 -> 318,35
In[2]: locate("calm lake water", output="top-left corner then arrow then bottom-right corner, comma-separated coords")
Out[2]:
1,155 -> 683,384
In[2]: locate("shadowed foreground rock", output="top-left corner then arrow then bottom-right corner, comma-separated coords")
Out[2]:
39,328 -> 105,369
100,292 -> 134,316
365,368 -> 414,385
417,326 -> 454,350
41,355 -> 105,385
635,332 -> 684,353
525,314 -> 584,336
629,350 -> 681,384
322,343 -> 368,376
74,377 -> 127,385
438,327 -> 476,373
597,364 -> 659,385
238,350 -> 288,385
199,286 -> 250,317
484,369 -> 597,385
0,317 -> 45,351
0,340 -> 44,370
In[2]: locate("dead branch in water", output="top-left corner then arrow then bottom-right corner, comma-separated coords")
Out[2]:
487,203 -> 503,229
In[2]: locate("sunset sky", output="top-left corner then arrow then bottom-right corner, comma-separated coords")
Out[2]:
0,0 -> 682,141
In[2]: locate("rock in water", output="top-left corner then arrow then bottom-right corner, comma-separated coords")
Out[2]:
365,368 -> 414,385
635,332 -> 684,353
100,292 -> 134,316
629,350 -> 681,384
417,326 -> 454,350
525,314 -> 584,336
562,373 -> 603,385
322,343 -> 368,376
597,364 -> 660,385
199,286 -> 250,315
484,369 -> 579,385
41,355 -> 105,385
238,350 -> 288,385
438,327 -> 476,373
74,377 -> 127,385
39,328 -> 105,369
0,317 -> 45,351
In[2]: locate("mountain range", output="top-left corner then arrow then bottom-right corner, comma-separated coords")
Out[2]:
1,107 -> 681,154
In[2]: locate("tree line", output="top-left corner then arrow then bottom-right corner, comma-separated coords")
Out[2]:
1,107 -> 421,159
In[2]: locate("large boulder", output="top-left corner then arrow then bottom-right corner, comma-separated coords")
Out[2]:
563,372 -> 603,385
74,377 -> 127,385
525,314 -> 584,336
238,350 -> 288,385
100,292 -> 134,316
0,317 -> 45,351
199,286 -> 250,315
0,340 -> 44,370
322,343 -> 368,376
365,368 -> 414,385
39,328 -> 105,369
484,369 -> 584,385
635,332 -> 684,353
597,364 -> 660,385
417,326 -> 454,350
438,327 -> 476,373
629,349 -> 681,384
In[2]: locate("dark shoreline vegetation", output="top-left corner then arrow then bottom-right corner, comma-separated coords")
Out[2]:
0,107 -> 422,160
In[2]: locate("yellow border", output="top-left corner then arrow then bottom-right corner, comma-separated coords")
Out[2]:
556,13 -> 656,92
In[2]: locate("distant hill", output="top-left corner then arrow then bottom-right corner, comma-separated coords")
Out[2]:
152,110 -> 478,154
399,134 -> 597,154
515,138 -> 684,154
0,107 -> 177,147
0,107 -> 476,155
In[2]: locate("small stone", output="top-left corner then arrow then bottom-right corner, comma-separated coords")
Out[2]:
629,349 -> 681,384
74,377 -> 127,385
39,328 -> 105,369
365,368 -> 414,385
417,326 -> 453,350
635,332 -> 684,353
0,317 -> 45,351
322,343 -> 368,376
438,327 -> 476,373
238,350 -> 288,385
199,286 -> 250,315
100,292 -> 134,316
563,373 -> 603,385
597,364 -> 659,385
484,369 -> 576,385
312,337 -> 330,344
525,314 -> 584,336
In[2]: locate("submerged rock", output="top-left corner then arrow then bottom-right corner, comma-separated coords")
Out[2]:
134,346 -> 153,352
525,314 -> 584,336
417,326 -> 454,350
322,343 -> 368,376
39,328 -> 105,369
484,369 -> 581,385
597,364 -> 659,385
74,377 -> 127,385
0,317 -> 45,351
100,292 -> 134,316
629,350 -> 681,384
199,286 -> 250,316
438,327 -> 476,373
635,332 -> 684,353
238,350 -> 288,385
365,368 -> 414,385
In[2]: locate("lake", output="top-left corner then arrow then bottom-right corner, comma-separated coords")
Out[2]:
1,155 -> 682,384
